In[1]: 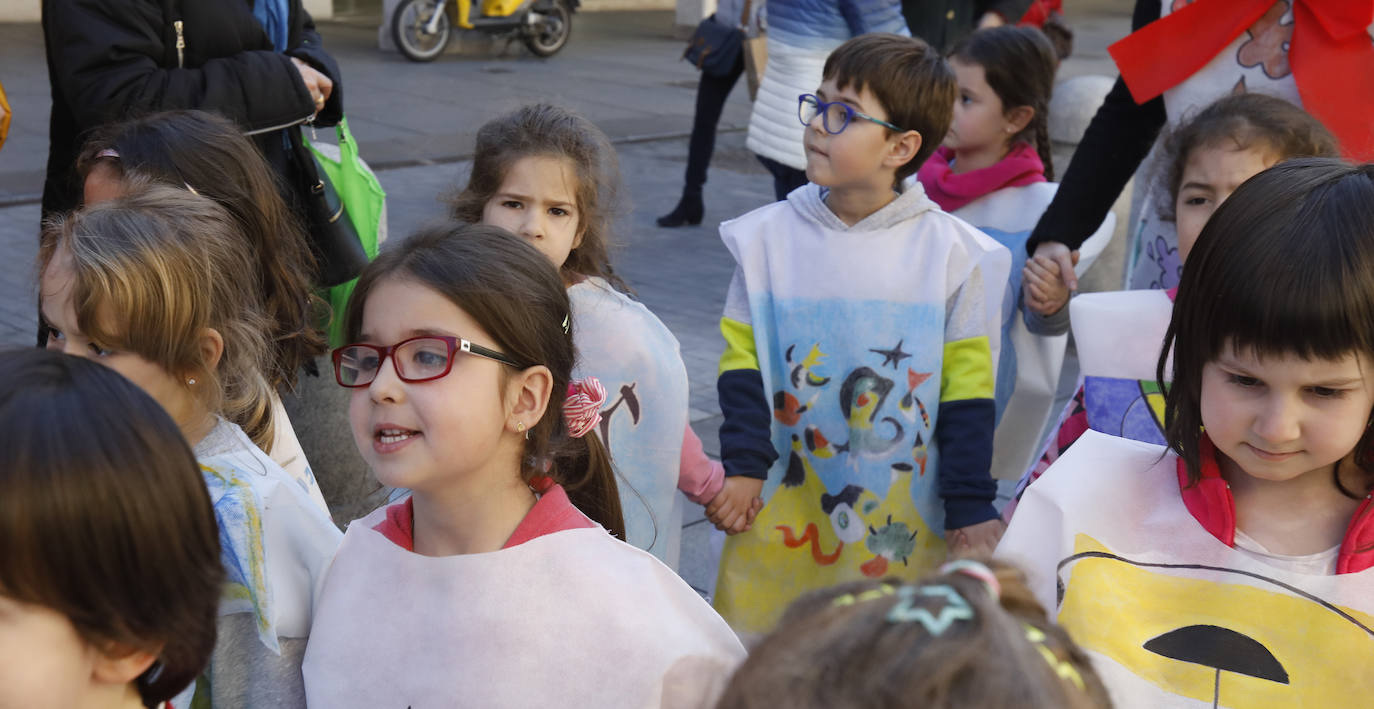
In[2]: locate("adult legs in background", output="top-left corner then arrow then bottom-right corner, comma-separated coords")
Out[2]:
756,155 -> 809,202
658,54 -> 746,228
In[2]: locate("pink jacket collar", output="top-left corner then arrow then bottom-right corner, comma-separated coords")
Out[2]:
1178,435 -> 1374,574
915,142 -> 1047,212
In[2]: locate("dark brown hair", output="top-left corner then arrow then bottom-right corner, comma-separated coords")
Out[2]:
1157,93 -> 1340,221
717,562 -> 1111,709
39,184 -> 280,453
448,104 -> 628,291
823,33 -> 958,182
76,110 -> 327,391
950,26 -> 1059,180
344,222 -> 626,538
0,348 -> 222,707
1162,159 -> 1374,492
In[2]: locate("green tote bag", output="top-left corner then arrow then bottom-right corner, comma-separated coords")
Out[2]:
305,117 -> 387,347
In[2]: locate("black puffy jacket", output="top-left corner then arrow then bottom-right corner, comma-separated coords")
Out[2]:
41,0 -> 343,215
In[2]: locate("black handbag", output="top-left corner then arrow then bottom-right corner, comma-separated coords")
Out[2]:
683,14 -> 744,77
292,134 -> 369,287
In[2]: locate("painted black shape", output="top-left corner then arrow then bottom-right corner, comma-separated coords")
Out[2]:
597,381 -> 640,447
1144,625 -> 1288,683
869,339 -> 912,369
621,383 -> 640,424
783,434 -> 806,487
1145,624 -> 1288,709
820,484 -> 865,515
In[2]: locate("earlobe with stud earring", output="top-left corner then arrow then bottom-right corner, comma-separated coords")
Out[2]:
516,421 -> 528,440
187,378 -> 197,386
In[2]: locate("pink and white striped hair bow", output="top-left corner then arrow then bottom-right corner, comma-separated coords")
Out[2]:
563,377 -> 606,438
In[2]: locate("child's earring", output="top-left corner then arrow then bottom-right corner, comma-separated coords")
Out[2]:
187,377 -> 197,386
516,421 -> 528,440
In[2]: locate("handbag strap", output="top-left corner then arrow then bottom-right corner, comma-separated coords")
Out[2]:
739,0 -> 751,28
334,117 -> 358,165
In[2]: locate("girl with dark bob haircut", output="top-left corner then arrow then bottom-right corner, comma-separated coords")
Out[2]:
1162,158 -> 1374,488
1000,160 -> 1374,705
0,349 -> 222,708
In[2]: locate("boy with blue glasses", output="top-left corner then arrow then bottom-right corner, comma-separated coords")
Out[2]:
706,33 -> 1012,636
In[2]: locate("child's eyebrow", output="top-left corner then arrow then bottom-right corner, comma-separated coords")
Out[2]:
495,190 -> 573,208
815,88 -> 863,107
1178,181 -> 1214,192
1313,377 -> 1363,387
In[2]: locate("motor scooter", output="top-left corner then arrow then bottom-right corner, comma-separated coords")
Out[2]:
391,0 -> 574,62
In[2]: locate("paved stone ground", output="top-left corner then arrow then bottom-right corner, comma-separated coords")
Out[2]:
0,4 -> 1132,597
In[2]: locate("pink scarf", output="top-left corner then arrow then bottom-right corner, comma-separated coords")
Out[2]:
917,143 -> 1047,212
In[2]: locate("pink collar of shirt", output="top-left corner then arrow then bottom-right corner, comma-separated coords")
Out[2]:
1178,435 -> 1374,574
374,476 -> 597,552
916,143 -> 1047,213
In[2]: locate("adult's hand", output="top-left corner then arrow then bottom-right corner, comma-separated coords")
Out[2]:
1031,240 -> 1080,292
291,57 -> 333,110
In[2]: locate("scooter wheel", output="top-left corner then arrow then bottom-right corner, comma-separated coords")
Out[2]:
523,0 -> 572,57
392,0 -> 451,62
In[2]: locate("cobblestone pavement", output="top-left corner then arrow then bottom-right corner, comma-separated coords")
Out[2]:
0,4 -> 1130,596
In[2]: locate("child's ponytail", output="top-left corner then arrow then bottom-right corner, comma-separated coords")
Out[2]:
1030,109 -> 1055,182
345,223 -> 627,536
951,26 -> 1059,181
555,426 -> 627,541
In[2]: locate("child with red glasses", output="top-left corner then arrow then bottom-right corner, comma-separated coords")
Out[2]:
303,223 -> 744,707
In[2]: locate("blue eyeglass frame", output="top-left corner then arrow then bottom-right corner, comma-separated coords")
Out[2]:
797,93 -> 906,134
331,335 -> 524,388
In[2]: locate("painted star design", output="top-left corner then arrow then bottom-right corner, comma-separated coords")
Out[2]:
869,339 -> 912,369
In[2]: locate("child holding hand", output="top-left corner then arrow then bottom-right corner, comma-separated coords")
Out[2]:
999,159 -> 1374,707
451,103 -> 751,566
710,33 -> 1011,636
915,25 -> 1114,480
1008,93 -> 1339,512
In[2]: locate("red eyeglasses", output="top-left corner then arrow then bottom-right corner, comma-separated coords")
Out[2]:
332,336 -> 524,387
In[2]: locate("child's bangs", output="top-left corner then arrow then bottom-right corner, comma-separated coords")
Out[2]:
66,216 -> 198,366
1184,163 -> 1374,365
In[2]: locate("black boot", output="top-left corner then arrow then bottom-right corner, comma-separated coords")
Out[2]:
656,191 -> 704,227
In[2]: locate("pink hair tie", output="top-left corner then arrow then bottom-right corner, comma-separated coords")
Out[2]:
940,559 -> 1002,600
563,377 -> 605,438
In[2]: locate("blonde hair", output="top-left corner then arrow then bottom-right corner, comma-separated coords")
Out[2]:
38,183 -> 277,451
